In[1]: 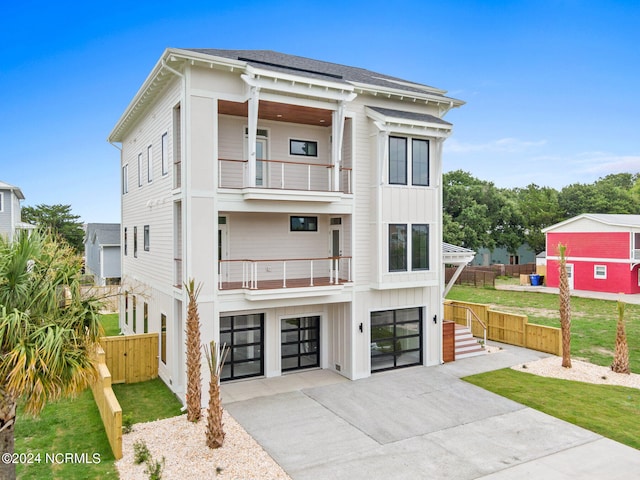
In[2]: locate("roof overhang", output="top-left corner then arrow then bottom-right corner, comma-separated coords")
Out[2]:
366,106 -> 454,138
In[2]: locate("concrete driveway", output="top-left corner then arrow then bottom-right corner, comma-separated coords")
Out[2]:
223,345 -> 640,479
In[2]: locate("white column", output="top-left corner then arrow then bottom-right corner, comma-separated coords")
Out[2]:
247,86 -> 260,188
331,102 -> 346,191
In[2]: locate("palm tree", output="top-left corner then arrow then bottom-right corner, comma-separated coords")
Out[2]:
611,301 -> 630,374
184,279 -> 202,422
558,243 -> 572,368
0,230 -> 102,480
203,340 -> 228,449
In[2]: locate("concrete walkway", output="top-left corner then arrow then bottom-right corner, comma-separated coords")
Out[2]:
222,344 -> 640,479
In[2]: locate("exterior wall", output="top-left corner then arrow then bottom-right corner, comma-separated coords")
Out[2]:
116,55 -> 453,403
0,191 -> 13,240
102,246 -> 121,279
545,231 -> 638,294
472,244 -> 536,266
85,240 -> 101,280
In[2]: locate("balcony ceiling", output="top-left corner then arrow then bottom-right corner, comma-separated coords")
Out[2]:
219,100 -> 333,126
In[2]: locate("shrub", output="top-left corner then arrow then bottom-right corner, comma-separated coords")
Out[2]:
133,440 -> 151,464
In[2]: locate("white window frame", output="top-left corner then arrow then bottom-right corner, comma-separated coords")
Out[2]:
147,145 -> 153,183
388,136 -> 431,187
122,165 -> 129,194
161,132 -> 168,176
594,265 -> 607,279
0,191 -> 4,212
138,153 -> 143,187
388,223 -> 431,273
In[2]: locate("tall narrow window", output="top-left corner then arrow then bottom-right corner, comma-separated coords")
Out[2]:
144,225 -> 150,251
173,104 -> 182,189
411,224 -> 429,270
389,137 -> 407,185
122,165 -> 129,194
389,224 -> 407,272
134,226 -> 138,258
412,139 -> 429,186
124,292 -> 129,325
160,314 -> 167,364
138,154 -> 143,187
147,145 -> 153,183
161,133 -> 168,176
132,296 -> 137,333
124,227 -> 128,256
144,303 -> 148,333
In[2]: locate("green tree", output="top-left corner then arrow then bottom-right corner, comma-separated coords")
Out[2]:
0,230 -> 102,480
21,204 -> 85,253
443,170 -> 524,253
515,184 -> 563,253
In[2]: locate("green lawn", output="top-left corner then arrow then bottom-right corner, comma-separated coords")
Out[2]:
447,285 -> 640,372
113,378 -> 183,424
463,368 -> 640,450
99,313 -> 120,337
15,390 -> 118,480
15,379 -> 182,479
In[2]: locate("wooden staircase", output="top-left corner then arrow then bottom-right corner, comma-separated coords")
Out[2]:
455,324 -> 486,359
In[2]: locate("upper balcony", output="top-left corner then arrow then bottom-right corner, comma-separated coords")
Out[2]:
216,98 -> 353,205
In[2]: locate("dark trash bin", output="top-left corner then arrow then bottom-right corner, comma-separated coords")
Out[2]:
529,274 -> 541,286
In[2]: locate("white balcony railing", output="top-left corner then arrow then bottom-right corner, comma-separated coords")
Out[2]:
218,158 -> 352,194
218,256 -> 352,290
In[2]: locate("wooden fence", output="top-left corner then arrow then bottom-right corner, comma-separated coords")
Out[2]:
80,285 -> 121,313
91,346 -> 123,460
100,333 -> 159,384
444,300 -> 562,355
445,268 -> 496,288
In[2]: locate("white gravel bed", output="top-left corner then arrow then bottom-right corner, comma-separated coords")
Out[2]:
116,409 -> 291,480
512,355 -> 640,389
117,355 -> 638,479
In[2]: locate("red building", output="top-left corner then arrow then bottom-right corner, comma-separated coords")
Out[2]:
543,214 -> 640,294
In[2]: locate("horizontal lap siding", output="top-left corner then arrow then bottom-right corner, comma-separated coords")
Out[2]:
121,80 -> 181,289
546,231 -> 635,293
547,232 -> 630,258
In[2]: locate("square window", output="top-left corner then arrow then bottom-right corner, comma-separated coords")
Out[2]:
594,265 -> 607,279
290,216 -> 318,232
290,139 -> 318,157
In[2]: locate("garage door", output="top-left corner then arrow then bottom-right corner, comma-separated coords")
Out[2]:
220,313 -> 264,381
371,307 -> 423,372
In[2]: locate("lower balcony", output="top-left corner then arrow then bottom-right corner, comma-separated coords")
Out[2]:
218,256 -> 352,300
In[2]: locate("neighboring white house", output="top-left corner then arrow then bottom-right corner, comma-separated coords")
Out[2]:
108,48 -> 464,403
84,223 -> 122,286
0,180 -> 35,241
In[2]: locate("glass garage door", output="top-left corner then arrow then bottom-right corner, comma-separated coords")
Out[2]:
281,316 -> 320,372
370,307 -> 423,372
220,313 -> 264,381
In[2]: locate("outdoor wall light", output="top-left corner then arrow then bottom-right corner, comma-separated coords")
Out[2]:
433,315 -> 437,324
359,322 -> 363,333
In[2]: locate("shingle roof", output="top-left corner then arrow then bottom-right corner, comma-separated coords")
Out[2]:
85,223 -> 121,246
185,49 -> 451,98
443,242 -> 475,254
0,181 -> 25,199
367,106 -> 452,126
543,213 -> 640,232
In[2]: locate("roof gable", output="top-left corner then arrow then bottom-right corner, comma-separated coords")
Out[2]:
543,213 -> 640,233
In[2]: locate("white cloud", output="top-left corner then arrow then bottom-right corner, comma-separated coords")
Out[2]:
446,137 -> 547,154
571,152 -> 640,175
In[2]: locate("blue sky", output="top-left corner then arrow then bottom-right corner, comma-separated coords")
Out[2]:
1,1 -> 639,223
